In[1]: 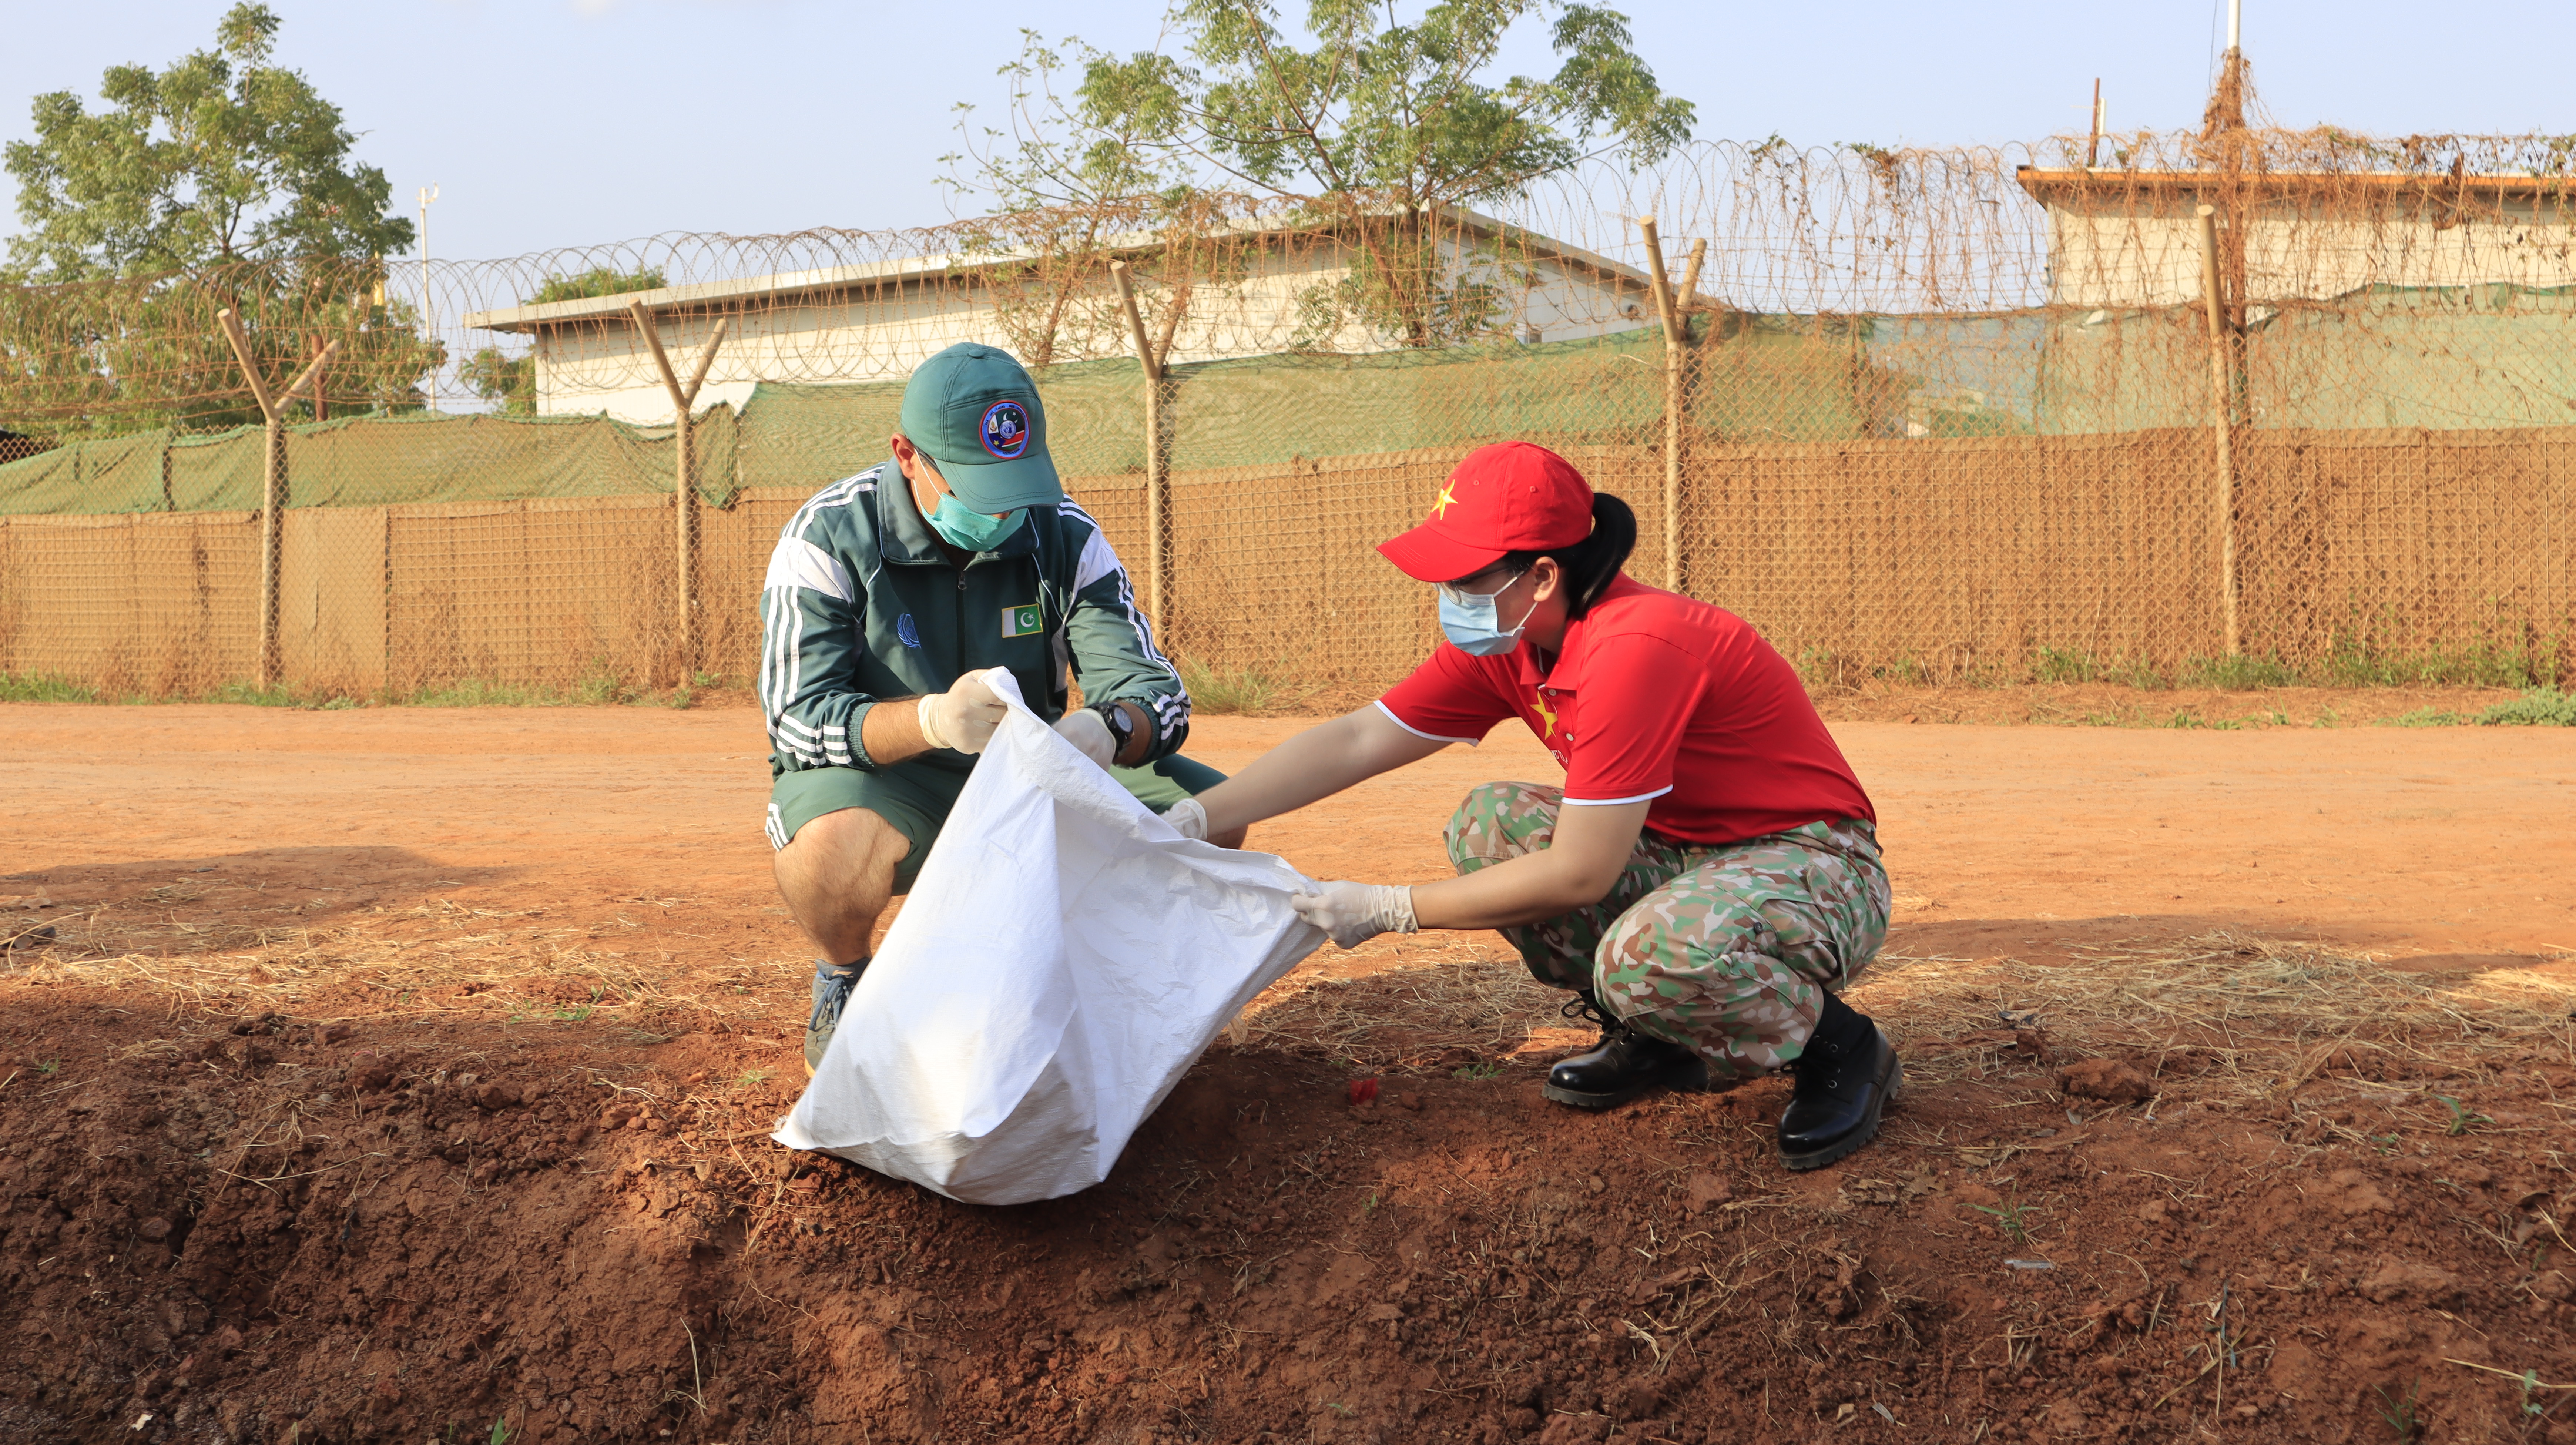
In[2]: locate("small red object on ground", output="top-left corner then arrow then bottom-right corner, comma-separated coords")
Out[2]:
1346,1078 -> 1379,1107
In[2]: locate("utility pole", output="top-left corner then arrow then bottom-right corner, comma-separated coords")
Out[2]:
2087,79 -> 2104,168
419,184 -> 440,411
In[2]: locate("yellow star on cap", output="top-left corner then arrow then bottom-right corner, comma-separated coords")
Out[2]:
1429,482 -> 1459,520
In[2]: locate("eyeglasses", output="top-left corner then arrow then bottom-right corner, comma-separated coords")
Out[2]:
1436,567 -> 1529,605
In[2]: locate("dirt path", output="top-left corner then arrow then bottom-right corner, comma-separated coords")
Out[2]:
5,703 -> 2568,975
4,703 -> 2574,1445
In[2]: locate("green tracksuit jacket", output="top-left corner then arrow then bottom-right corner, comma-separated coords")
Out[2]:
757,462 -> 1189,782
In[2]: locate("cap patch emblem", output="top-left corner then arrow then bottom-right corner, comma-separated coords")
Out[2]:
980,400 -> 1031,459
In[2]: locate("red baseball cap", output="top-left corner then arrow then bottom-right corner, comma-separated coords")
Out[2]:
1377,442 -> 1595,582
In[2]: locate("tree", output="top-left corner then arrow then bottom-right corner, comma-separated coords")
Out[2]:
964,0 -> 1694,349
527,266 -> 667,305
944,31 -> 1214,369
458,346 -> 534,415
3,4 -> 412,282
0,8 -> 432,439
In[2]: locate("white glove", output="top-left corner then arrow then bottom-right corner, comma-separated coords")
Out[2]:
1164,796 -> 1209,841
1289,882 -> 1419,949
917,667 -> 1010,754
1052,707 -> 1115,767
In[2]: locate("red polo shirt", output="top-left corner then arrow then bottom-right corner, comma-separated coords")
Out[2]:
1377,577 -> 1874,845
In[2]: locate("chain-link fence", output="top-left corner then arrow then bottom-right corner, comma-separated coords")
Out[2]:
5,133 -> 2574,697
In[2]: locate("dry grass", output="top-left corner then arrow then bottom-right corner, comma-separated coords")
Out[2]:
1230,930 -> 2576,1098
12,898 -> 2570,1105
0,891 -> 812,1039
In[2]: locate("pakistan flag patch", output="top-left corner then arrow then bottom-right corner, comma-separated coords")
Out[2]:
1003,603 -> 1043,639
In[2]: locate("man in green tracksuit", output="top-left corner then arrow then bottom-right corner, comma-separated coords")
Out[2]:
759,343 -> 1240,1073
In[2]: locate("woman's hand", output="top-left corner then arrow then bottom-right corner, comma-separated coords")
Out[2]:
1289,882 -> 1418,949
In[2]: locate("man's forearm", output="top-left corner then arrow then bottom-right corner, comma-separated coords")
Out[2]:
859,696 -> 932,766
1105,700 -> 1152,768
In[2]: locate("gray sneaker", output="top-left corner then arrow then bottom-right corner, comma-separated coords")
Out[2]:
804,957 -> 868,1076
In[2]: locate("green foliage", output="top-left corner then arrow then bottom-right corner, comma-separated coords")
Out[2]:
458,347 -> 535,415
1,253 -> 440,439
1179,657 -> 1298,713
2479,687 -> 2576,726
1968,1191 -> 2037,1243
4,4 -> 411,282
2178,653 -> 2296,690
0,671 -> 100,702
2428,1093 -> 2493,1136
2032,647 -> 2097,685
2372,1378 -> 2422,1439
2376,707 -> 2466,728
960,2 -> 1693,351
3,3 -> 441,437
1136,0 -> 1695,206
2317,627 -> 2557,689
525,267 -> 666,306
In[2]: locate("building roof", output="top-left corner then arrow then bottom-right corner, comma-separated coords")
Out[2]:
461,205 -> 1657,335
2017,166 -> 2576,208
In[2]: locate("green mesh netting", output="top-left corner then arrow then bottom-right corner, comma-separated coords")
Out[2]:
0,408 -> 736,516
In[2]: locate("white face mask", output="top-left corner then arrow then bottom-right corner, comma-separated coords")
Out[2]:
1436,569 -> 1537,656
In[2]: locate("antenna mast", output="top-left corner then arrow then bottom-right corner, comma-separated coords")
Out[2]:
419,184 -> 440,411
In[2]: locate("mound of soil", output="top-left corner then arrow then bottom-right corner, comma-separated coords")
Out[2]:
5,975 -> 2573,1445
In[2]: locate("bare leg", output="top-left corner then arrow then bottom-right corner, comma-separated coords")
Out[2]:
771,805 -> 909,965
1209,825 -> 1249,851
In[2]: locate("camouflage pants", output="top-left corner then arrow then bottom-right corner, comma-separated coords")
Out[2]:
1444,781 -> 1891,1081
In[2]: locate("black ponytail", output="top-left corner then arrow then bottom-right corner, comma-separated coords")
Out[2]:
1501,493 -> 1637,621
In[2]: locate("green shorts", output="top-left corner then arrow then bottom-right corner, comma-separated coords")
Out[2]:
763,753 -> 1227,892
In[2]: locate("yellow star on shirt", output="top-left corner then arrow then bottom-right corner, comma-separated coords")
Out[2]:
1530,689 -> 1557,737
1429,482 -> 1458,520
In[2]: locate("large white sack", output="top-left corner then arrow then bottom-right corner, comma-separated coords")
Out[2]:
773,673 -> 1326,1204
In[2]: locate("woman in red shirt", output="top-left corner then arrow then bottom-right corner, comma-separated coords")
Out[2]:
1173,442 -> 1899,1170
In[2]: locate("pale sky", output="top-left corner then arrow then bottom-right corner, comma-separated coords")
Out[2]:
4,0 -> 2570,264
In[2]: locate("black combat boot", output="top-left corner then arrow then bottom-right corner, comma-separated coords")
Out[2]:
1777,990 -> 1901,1170
1542,996 -> 1705,1109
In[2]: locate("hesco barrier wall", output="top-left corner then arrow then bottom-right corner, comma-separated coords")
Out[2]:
7,415 -> 2566,698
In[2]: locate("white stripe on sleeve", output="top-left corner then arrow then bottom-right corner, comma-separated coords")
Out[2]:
1072,526 -> 1121,594
764,537 -> 855,601
1561,786 -> 1674,807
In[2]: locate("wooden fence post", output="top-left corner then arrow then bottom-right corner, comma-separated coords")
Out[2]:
215,308 -> 337,690
626,300 -> 731,683
1636,220 -> 1706,594
2196,205 -> 2242,657
1108,260 -> 1177,643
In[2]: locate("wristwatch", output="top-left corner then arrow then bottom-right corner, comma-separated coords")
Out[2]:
1091,701 -> 1134,760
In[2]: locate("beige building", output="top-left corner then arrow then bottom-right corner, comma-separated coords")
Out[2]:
2015,168 -> 2576,308
462,208 -> 1660,424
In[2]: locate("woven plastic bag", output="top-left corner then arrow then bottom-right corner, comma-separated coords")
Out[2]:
774,672 -> 1326,1204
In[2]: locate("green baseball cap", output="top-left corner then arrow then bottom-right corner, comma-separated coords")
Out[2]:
898,343 -> 1061,514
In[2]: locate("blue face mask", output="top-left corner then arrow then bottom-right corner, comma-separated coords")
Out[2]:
925,492 -> 1023,553
1436,570 -> 1537,656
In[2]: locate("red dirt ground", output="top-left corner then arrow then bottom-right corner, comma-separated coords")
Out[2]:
3,700 -> 2572,1444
